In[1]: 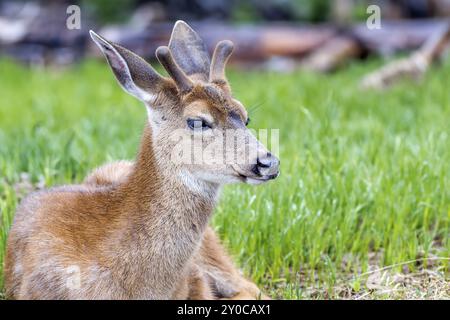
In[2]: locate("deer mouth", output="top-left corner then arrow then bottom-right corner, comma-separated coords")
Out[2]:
233,167 -> 279,184
242,173 -> 279,183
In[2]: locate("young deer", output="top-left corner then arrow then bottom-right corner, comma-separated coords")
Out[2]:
4,21 -> 279,299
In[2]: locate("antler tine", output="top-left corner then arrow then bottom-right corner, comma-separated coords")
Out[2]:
156,46 -> 193,93
210,40 -> 234,83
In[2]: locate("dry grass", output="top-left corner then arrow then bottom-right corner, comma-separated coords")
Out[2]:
270,253 -> 449,299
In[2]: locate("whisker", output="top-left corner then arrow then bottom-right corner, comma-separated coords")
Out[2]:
248,101 -> 265,115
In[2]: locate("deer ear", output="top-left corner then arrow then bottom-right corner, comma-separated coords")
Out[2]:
90,30 -> 165,103
168,20 -> 210,81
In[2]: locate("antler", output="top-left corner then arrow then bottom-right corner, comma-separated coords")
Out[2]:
169,20 -> 210,81
156,46 -> 194,93
210,40 -> 234,83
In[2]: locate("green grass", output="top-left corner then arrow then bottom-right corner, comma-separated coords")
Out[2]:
0,58 -> 449,299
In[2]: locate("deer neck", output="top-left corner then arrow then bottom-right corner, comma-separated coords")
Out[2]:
129,123 -> 219,207
113,123 -> 219,297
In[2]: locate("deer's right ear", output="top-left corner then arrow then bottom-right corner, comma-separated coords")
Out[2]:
90,30 -> 165,103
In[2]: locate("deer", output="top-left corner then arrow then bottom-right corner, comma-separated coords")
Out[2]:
4,21 -> 280,300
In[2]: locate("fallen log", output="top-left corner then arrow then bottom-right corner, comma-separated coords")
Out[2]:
360,22 -> 450,90
89,22 -> 337,62
89,19 -> 450,66
351,19 -> 449,56
301,35 -> 364,72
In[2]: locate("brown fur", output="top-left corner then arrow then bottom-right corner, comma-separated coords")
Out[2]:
4,21 -> 278,300
85,161 -> 268,300
5,128 -> 268,299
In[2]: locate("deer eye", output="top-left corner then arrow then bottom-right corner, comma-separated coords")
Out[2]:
187,118 -> 212,131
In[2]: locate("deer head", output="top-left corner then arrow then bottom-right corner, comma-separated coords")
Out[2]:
90,21 -> 279,188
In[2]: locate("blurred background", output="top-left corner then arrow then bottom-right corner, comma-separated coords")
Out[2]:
0,0 -> 449,299
1,0 -> 450,74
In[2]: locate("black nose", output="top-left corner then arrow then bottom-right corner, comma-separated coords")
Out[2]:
257,154 -> 272,168
252,152 -> 279,176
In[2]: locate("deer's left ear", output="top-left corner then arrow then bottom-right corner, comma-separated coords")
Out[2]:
90,30 -> 165,103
